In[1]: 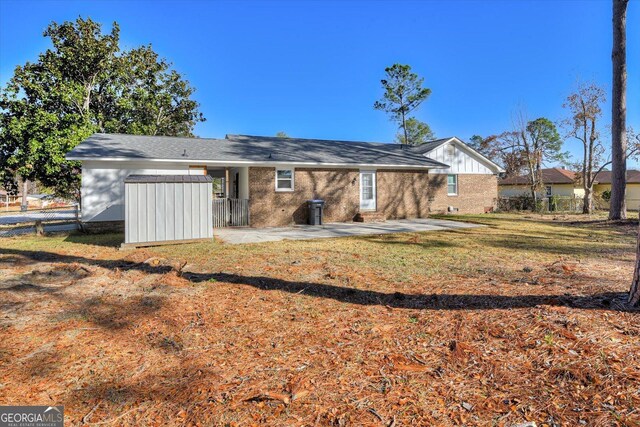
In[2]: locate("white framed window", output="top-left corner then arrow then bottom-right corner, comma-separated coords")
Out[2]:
275,168 -> 294,191
447,174 -> 458,195
545,185 -> 552,197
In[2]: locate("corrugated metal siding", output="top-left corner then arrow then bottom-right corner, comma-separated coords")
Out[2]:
125,178 -> 213,244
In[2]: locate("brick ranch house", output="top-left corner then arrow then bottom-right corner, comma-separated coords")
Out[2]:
66,133 -> 504,228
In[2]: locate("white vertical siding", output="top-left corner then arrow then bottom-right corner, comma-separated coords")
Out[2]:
80,160 -> 194,222
183,183 -> 192,239
165,183 -> 175,241
124,179 -> 213,245
146,183 -> 156,242
175,183 -> 184,241
155,184 -> 166,242
428,142 -> 495,175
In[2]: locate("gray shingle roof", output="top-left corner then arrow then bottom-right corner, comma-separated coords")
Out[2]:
408,137 -> 454,154
66,133 -> 450,168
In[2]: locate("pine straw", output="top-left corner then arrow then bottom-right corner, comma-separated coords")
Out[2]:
0,213 -> 639,426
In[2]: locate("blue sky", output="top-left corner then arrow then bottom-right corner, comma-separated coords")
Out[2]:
1,0 -> 638,167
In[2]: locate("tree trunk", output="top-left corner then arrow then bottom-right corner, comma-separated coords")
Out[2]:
629,211 -> 640,306
401,111 -> 408,146
21,178 -> 29,210
582,186 -> 593,214
609,0 -> 628,220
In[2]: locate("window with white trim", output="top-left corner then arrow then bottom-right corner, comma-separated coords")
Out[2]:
275,168 -> 294,191
545,185 -> 552,197
447,174 -> 458,195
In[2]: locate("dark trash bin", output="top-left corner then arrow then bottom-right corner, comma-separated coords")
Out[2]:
307,199 -> 325,225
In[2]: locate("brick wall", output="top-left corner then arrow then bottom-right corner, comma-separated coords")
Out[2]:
376,169 -> 431,219
248,167 -> 360,227
427,174 -> 498,214
248,167 -> 498,227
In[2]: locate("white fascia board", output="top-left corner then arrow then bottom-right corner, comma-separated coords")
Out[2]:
69,157 -> 442,170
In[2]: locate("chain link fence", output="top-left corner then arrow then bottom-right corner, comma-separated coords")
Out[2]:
498,196 -> 584,213
498,195 -> 640,213
0,204 -> 80,237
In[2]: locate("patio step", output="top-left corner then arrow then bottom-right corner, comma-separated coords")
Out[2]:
353,211 -> 386,223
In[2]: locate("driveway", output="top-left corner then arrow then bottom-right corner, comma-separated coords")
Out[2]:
214,218 -> 483,244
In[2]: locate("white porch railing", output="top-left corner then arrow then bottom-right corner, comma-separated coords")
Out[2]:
212,198 -> 249,227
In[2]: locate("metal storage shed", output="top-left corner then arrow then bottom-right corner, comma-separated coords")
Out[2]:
123,175 -> 213,248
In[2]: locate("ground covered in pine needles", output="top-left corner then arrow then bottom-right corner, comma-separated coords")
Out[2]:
0,213 -> 639,426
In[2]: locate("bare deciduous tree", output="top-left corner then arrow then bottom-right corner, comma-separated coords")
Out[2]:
495,112 -> 565,208
563,83 -> 608,214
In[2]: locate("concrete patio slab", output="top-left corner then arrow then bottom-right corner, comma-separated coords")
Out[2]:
214,218 -> 484,244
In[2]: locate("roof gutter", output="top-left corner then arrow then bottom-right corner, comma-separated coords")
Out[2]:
66,156 -> 448,170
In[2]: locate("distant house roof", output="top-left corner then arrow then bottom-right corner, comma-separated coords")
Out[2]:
594,170 -> 640,184
0,190 -> 20,197
27,194 -> 54,200
66,133 -> 449,169
499,168 -> 577,185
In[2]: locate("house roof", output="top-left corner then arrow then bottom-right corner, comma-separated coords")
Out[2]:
409,137 -> 455,154
66,133 -> 450,169
499,168 -> 577,185
594,170 -> 640,184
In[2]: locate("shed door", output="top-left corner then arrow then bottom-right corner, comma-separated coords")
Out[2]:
359,171 -> 376,211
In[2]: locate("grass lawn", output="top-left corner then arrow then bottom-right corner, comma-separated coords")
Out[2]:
0,213 -> 638,426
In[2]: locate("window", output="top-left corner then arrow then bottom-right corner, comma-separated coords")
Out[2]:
275,168 -> 294,191
545,186 -> 552,197
447,174 -> 458,195
210,177 -> 225,198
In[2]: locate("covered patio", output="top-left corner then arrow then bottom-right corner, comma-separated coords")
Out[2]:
205,166 -> 250,227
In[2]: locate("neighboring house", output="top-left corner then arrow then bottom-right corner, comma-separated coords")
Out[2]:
1,189 -> 22,206
593,170 -> 640,210
499,168 -> 585,199
26,194 -> 56,206
66,133 -> 504,228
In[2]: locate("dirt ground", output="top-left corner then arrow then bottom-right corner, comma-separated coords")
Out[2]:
0,213 -> 639,426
